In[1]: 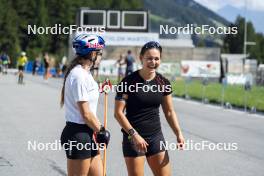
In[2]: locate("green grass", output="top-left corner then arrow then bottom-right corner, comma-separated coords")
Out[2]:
97,76 -> 119,85
98,76 -> 264,112
172,80 -> 264,112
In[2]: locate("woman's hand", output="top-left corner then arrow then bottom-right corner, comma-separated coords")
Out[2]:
94,126 -> 111,147
131,134 -> 149,153
177,133 -> 185,150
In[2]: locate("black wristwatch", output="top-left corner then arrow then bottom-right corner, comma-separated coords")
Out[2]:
128,128 -> 137,136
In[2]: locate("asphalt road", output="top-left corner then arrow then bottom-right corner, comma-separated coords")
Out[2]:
0,73 -> 263,176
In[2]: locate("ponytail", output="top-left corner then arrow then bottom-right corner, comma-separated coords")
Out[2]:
60,52 -> 94,107
60,57 -> 80,107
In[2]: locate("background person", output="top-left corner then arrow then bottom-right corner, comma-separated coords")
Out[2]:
32,56 -> 41,75
1,52 -> 10,74
43,52 -> 50,81
114,41 -> 185,176
91,50 -> 103,82
116,53 -> 125,82
125,50 -> 135,77
61,55 -> 68,76
17,51 -> 28,84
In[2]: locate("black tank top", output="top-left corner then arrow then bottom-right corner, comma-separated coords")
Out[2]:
115,70 -> 172,137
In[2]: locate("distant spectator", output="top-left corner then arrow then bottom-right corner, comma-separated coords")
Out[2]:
116,54 -> 125,82
125,50 -> 135,76
92,50 -> 103,82
1,52 -> 10,74
32,55 -> 41,75
43,52 -> 50,81
61,56 -> 68,75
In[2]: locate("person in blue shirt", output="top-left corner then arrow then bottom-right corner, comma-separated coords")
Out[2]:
0,52 -> 10,74
125,50 -> 135,76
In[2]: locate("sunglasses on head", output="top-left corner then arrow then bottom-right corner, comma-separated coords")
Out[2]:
142,41 -> 162,52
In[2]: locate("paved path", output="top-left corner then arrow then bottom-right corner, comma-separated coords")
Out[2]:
0,73 -> 263,176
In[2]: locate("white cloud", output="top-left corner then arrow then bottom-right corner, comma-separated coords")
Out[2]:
194,0 -> 264,11
249,0 -> 264,11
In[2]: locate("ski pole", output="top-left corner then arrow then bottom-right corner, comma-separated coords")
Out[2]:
101,78 -> 112,176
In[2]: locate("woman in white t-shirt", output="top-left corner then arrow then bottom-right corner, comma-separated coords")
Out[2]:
60,34 -> 110,176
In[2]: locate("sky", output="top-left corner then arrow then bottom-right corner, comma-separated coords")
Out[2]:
194,0 -> 264,12
194,0 -> 264,33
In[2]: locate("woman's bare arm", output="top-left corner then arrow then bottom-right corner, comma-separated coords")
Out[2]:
77,101 -> 101,132
161,94 -> 184,141
114,99 -> 133,133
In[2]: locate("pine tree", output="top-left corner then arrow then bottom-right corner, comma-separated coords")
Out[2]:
0,0 -> 20,65
222,16 -> 264,63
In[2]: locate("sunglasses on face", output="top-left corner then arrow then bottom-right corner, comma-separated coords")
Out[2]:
96,51 -> 103,56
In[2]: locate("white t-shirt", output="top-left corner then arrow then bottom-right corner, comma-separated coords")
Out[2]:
64,64 -> 99,124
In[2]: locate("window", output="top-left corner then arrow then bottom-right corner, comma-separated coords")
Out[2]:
122,11 -> 147,30
80,10 -> 106,27
107,11 -> 120,29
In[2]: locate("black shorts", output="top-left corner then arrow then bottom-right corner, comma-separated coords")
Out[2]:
60,122 -> 99,159
122,131 -> 166,157
18,66 -> 24,71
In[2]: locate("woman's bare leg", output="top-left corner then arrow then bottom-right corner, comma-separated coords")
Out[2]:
125,156 -> 145,176
67,158 -> 90,176
88,154 -> 103,176
147,151 -> 171,176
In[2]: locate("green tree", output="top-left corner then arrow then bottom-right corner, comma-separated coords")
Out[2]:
0,0 -> 20,65
0,0 -> 144,64
250,33 -> 264,63
222,15 -> 264,63
13,0 -> 37,53
222,16 -> 244,53
110,0 -> 142,9
27,0 -> 50,58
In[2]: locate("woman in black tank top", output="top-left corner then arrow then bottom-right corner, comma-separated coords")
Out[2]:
115,41 -> 185,176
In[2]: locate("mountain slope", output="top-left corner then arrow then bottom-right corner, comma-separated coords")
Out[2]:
144,0 -> 230,34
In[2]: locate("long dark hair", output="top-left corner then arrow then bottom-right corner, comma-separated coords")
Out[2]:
60,53 -> 93,107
